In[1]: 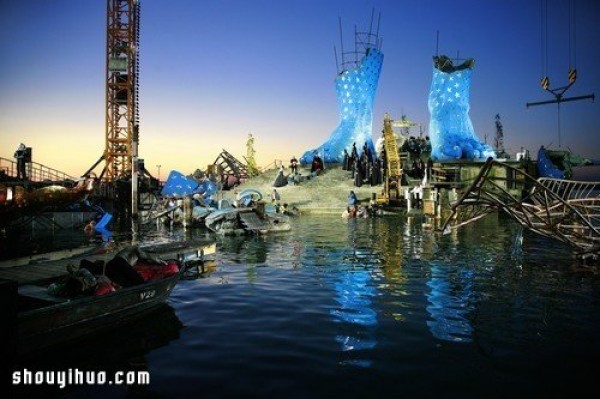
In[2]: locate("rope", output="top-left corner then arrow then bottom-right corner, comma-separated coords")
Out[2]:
568,0 -> 577,70
573,0 -> 577,68
545,0 -> 548,76
568,0 -> 572,69
557,102 -> 562,148
540,0 -> 548,77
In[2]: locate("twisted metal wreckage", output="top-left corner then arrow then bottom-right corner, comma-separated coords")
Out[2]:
439,158 -> 600,260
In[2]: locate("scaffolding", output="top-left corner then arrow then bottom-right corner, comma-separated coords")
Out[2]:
104,0 -> 140,182
381,114 -> 402,202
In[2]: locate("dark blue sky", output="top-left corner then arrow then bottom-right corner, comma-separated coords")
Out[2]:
1,0 -> 598,175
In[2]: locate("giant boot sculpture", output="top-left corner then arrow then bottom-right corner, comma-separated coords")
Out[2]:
300,48 -> 383,165
428,55 -> 495,161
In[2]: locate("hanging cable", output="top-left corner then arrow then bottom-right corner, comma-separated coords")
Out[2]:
544,0 -> 548,76
557,102 -> 561,147
573,0 -> 577,68
540,0 -> 544,77
568,0 -> 572,69
545,0 -> 548,76
527,0 -> 594,150
540,0 -> 549,78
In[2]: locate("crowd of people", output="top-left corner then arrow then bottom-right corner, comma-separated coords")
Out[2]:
401,136 -> 432,158
342,141 -> 385,188
407,157 -> 434,180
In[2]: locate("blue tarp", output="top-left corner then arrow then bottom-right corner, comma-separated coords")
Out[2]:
197,179 -> 218,198
94,212 -> 112,230
537,146 -> 566,179
161,171 -> 199,197
161,170 -> 218,198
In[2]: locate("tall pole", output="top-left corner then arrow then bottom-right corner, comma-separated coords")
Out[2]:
105,0 -> 138,182
131,124 -> 139,242
338,17 -> 345,69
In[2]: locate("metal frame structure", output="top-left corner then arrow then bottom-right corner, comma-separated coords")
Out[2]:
105,0 -> 140,182
334,9 -> 382,74
213,149 -> 249,181
440,158 -> 600,258
380,114 -> 402,202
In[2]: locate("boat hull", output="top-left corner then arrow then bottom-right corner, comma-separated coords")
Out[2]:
17,274 -> 179,357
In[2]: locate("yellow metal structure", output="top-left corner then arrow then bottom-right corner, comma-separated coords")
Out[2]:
104,0 -> 140,181
393,115 -> 421,136
380,113 -> 403,202
383,114 -> 402,177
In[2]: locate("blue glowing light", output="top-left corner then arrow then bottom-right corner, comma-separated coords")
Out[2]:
428,58 -> 495,161
301,48 -> 383,165
426,263 -> 474,343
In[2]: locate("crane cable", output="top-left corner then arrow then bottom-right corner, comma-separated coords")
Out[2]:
540,0 -> 548,79
569,0 -> 577,70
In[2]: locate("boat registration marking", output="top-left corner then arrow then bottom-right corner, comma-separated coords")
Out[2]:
140,290 -> 156,300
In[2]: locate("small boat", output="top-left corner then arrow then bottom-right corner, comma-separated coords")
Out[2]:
205,206 -> 291,235
13,241 -> 215,357
204,189 -> 291,235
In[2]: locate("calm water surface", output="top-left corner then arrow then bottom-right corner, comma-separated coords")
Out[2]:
13,214 -> 600,398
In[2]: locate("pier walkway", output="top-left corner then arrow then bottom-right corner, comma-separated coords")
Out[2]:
0,240 -> 216,285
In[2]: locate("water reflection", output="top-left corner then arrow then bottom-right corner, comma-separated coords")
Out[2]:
422,219 -> 475,343
426,262 -> 475,343
8,213 -> 600,397
14,304 -> 183,397
331,220 -> 378,367
217,235 -> 268,264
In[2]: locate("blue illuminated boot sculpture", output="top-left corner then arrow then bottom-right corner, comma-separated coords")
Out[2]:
300,48 -> 383,165
428,56 -> 495,161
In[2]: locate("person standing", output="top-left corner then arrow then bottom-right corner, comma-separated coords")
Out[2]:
426,158 -> 434,180
271,189 -> 281,204
14,143 -> 27,180
342,149 -> 349,170
419,158 -> 426,179
290,156 -> 298,174
347,190 -> 358,208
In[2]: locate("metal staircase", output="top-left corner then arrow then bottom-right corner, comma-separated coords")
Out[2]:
383,114 -> 402,179
380,113 -> 403,201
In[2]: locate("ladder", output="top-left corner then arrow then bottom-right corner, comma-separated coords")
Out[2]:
382,114 -> 402,200
383,114 -> 402,177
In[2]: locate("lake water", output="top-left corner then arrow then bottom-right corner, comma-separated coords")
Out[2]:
12,213 -> 600,398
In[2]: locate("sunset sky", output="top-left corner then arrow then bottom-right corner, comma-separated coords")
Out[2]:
1,0 -> 599,178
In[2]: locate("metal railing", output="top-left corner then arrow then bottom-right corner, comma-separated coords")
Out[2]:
0,157 -> 75,183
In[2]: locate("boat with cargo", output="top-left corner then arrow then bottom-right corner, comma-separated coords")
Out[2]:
12,240 -> 216,357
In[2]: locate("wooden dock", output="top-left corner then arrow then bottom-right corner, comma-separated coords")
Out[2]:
0,240 -> 216,285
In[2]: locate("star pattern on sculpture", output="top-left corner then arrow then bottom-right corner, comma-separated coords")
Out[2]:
300,47 -> 383,164
428,60 -> 495,161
